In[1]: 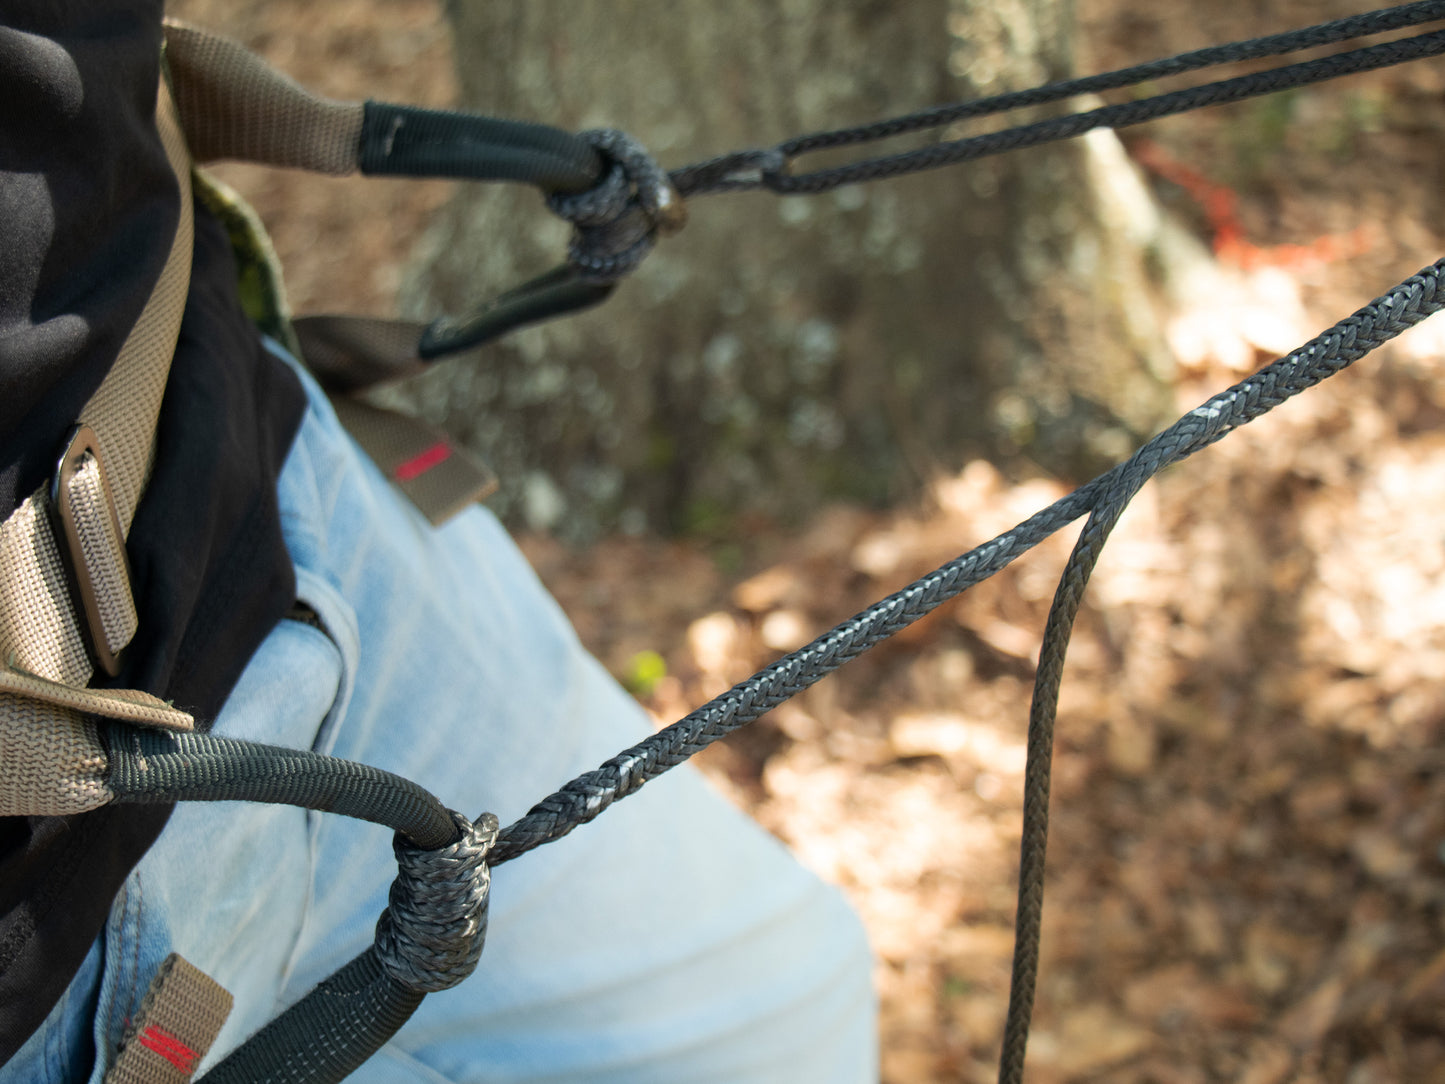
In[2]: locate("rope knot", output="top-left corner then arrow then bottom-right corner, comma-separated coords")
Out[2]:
547,129 -> 686,283
374,809 -> 500,993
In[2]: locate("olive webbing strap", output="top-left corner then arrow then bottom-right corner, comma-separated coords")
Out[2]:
106,727 -> 461,851
197,952 -> 422,1084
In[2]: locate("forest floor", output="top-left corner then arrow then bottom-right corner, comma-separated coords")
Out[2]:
169,2 -> 1445,1080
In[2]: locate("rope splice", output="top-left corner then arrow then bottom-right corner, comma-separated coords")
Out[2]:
374,811 -> 500,994
412,125 -> 687,359
548,128 -> 687,283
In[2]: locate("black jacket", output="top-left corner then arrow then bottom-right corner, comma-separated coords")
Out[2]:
0,1 -> 305,1061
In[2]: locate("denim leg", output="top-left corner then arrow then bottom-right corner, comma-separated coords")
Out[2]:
9,349 -> 878,1083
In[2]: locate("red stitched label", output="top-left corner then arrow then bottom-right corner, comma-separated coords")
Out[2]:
138,1024 -> 198,1074
394,441 -> 452,482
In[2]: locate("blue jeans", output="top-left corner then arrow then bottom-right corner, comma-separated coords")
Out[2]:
4,348 -> 876,1083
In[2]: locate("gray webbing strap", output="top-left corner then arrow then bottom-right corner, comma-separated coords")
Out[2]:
104,955 -> 233,1084
0,78 -> 197,817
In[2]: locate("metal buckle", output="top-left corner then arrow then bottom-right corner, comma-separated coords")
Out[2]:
49,425 -> 132,677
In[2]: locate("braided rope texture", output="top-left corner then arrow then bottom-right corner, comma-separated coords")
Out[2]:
493,257 -> 1445,867
547,129 -> 685,282
989,258 -> 1445,1083
550,6 -> 1445,298
780,0 -> 1445,155
484,259 -> 1445,1080
374,811 -> 500,993
773,30 -> 1445,194
663,5 -> 1445,198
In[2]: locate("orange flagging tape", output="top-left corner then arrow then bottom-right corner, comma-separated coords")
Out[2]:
1131,138 -> 1374,271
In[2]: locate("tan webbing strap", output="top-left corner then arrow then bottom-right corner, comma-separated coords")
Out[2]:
0,78 -> 196,817
0,698 -> 110,819
82,78 -> 195,537
163,20 -> 500,527
0,660 -> 195,732
105,954 -> 233,1084
330,397 -> 499,527
163,20 -> 364,175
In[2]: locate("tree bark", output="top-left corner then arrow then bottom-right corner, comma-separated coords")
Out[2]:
398,0 -> 1177,539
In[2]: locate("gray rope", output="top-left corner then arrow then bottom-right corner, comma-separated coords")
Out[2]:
191,261 -> 1445,1084
684,28 -> 1445,197
777,0 -> 1445,157
993,261 -> 1444,1081
477,256 -> 1445,1079
544,5 -> 1445,289
374,811 -> 500,993
198,202 -> 1445,1084
489,481 -> 1100,864
183,11 -> 1445,1081
547,128 -> 686,282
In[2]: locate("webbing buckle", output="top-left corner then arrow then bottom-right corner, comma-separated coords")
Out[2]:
49,425 -> 134,678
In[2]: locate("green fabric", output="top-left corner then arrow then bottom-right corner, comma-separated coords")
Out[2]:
191,168 -> 303,359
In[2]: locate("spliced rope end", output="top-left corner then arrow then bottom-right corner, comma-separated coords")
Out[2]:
547,129 -> 686,283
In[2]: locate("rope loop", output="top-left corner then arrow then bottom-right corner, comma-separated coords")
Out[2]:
547,128 -> 687,283
670,147 -> 788,196
373,809 -> 500,993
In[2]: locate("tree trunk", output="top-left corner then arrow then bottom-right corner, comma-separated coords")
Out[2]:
398,0 -> 1178,539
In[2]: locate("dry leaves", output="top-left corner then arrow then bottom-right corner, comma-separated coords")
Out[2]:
169,0 -> 1445,1078
522,379 -> 1445,1081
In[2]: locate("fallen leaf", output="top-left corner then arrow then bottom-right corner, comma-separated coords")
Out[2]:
1403,946 -> 1445,1005
1237,1040 -> 1295,1084
731,565 -> 797,613
759,608 -> 813,651
1278,976 -> 1346,1049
